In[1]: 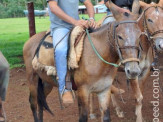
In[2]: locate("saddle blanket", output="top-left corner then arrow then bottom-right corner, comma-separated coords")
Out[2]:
32,26 -> 86,76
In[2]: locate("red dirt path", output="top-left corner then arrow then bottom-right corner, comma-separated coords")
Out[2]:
4,67 -> 163,122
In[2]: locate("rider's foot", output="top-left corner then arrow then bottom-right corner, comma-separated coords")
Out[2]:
62,91 -> 74,104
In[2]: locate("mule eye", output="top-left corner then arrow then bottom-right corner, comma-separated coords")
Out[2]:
147,19 -> 153,23
117,35 -> 123,40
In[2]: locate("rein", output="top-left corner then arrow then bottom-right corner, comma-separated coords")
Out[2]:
86,29 -> 119,68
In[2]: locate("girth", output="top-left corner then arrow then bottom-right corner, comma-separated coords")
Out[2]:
34,32 -> 51,58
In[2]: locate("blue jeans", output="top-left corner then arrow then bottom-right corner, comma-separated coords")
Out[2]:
52,28 -> 70,94
102,12 -> 115,26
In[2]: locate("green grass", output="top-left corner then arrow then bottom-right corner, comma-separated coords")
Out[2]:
0,14 -> 106,68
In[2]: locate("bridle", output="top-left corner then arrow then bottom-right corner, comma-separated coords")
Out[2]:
111,20 -> 142,65
143,6 -> 163,42
142,6 -> 163,94
86,20 -> 142,67
142,6 -> 163,64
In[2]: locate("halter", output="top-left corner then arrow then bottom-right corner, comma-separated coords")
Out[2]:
86,20 -> 142,67
142,6 -> 163,66
142,5 -> 163,95
143,6 -> 163,41
112,20 -> 142,65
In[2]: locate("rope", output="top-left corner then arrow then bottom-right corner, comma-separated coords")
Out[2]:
85,29 -> 120,68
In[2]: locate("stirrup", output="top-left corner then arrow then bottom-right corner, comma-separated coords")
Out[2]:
60,86 -> 75,104
65,81 -> 75,100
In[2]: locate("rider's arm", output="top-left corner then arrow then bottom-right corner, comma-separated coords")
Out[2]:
83,0 -> 96,28
83,0 -> 95,19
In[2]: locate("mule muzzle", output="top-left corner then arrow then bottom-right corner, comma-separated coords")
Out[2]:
125,62 -> 141,79
154,38 -> 163,53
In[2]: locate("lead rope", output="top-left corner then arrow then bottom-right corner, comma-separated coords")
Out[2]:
85,29 -> 120,68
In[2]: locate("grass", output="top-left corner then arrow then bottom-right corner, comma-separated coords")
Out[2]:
0,13 -> 106,68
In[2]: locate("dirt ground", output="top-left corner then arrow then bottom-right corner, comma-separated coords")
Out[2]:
4,67 -> 163,122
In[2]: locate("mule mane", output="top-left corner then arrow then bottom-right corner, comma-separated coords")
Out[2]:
89,22 -> 112,33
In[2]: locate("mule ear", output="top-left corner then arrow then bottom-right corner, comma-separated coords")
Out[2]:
139,1 -> 150,10
132,0 -> 140,15
158,0 -> 163,7
107,0 -> 130,20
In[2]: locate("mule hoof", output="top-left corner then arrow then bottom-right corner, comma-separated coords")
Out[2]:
119,89 -> 125,94
89,114 -> 96,119
116,108 -> 124,118
117,111 -> 124,118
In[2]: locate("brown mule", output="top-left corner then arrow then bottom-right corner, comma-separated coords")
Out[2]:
23,0 -> 142,122
90,1 -> 163,122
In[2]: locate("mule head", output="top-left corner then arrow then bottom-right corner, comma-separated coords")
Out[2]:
140,1 -> 163,52
108,0 -> 141,79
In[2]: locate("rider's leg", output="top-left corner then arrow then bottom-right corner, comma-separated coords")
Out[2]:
102,12 -> 115,25
52,27 -> 73,103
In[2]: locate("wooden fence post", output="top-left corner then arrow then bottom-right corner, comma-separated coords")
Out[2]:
27,2 -> 36,37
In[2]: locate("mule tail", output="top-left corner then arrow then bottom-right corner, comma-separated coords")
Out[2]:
37,77 -> 54,115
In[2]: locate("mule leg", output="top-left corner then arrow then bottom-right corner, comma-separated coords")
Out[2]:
89,93 -> 97,119
110,85 -> 124,118
38,82 -> 53,122
0,99 -> 5,122
29,73 -> 39,122
97,89 -> 111,122
42,82 -> 53,117
77,87 -> 89,122
0,69 -> 9,122
139,67 -> 151,94
0,52 -> 9,122
37,79 -> 54,122
130,79 -> 143,122
111,94 -> 124,118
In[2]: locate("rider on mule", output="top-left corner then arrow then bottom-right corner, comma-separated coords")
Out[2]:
0,51 -> 9,122
47,0 -> 96,104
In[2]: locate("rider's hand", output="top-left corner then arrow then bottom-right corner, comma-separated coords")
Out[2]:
74,20 -> 89,29
88,19 -> 97,29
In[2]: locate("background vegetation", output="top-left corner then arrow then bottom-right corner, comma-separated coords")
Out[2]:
0,0 -> 159,18
0,0 -> 161,68
0,14 -> 105,68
